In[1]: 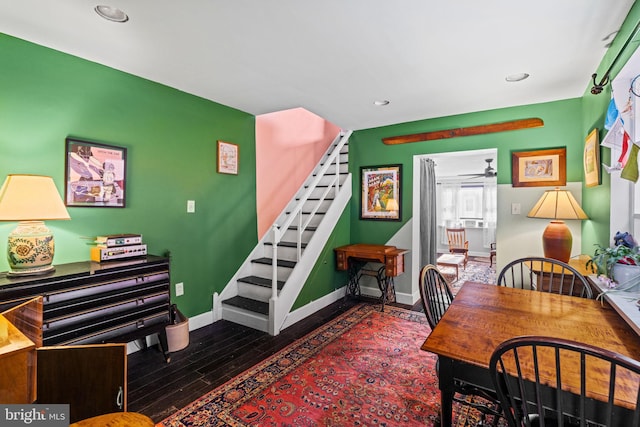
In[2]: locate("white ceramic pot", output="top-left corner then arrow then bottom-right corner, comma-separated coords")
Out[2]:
612,263 -> 640,289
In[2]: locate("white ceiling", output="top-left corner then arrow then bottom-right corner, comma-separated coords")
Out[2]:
0,1 -> 636,131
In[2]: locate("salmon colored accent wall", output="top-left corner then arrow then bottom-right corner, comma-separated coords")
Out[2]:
256,108 -> 341,239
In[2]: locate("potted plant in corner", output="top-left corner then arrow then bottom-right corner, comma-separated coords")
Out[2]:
587,232 -> 640,289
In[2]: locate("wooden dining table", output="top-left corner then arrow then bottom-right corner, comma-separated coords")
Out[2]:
421,281 -> 640,426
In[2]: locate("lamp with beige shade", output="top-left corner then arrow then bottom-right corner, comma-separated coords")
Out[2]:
0,174 -> 70,276
527,187 -> 588,263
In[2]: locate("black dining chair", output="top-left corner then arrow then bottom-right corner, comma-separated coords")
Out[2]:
419,264 -> 503,424
496,257 -> 593,299
489,335 -> 640,427
419,264 -> 455,329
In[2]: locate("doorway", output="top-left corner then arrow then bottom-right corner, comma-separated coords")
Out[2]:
411,148 -> 498,297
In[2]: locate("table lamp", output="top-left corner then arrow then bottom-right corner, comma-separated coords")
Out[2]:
527,188 -> 588,263
0,174 -> 71,276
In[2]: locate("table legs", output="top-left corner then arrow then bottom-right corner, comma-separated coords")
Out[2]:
437,356 -> 455,427
344,260 -> 364,300
375,266 -> 396,311
344,261 -> 396,311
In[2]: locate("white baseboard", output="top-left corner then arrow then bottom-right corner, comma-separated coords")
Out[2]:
126,309 -> 215,355
281,287 -> 346,329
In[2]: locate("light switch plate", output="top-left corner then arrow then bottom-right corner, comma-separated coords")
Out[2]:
511,203 -> 521,215
187,200 -> 195,213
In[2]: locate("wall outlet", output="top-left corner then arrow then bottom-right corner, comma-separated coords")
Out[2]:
175,282 -> 184,296
187,200 -> 195,213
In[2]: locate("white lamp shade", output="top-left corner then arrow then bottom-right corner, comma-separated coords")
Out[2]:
527,188 -> 588,220
0,174 -> 70,221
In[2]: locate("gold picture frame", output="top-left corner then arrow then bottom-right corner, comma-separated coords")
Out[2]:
217,141 -> 239,175
511,148 -> 566,187
583,128 -> 601,187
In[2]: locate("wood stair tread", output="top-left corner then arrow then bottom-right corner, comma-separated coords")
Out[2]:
252,257 -> 296,269
238,275 -> 285,289
222,296 -> 269,315
285,211 -> 326,215
264,241 -> 307,248
288,225 -> 317,231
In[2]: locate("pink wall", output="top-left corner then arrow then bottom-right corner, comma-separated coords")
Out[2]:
256,108 -> 341,239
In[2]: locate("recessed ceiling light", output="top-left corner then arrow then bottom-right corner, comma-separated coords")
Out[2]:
505,73 -> 530,82
374,100 -> 390,106
95,5 -> 129,23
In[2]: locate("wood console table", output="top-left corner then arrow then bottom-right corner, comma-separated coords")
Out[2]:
334,244 -> 408,310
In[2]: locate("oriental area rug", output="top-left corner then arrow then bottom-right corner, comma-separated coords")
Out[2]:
439,257 -> 496,291
157,304 -> 501,427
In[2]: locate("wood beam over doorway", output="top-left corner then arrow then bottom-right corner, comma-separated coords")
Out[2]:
382,118 -> 544,145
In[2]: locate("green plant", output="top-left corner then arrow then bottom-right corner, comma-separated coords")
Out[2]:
586,244 -> 640,281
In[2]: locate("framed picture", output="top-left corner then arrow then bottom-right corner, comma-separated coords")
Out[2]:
511,148 -> 566,187
584,128 -> 601,187
217,141 -> 239,175
360,164 -> 402,221
64,137 -> 126,207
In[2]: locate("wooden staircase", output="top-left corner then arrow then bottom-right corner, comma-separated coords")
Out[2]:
215,131 -> 352,335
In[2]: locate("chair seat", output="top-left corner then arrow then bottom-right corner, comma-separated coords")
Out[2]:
69,412 -> 154,427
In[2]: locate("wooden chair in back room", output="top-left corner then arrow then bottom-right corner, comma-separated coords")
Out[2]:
446,228 -> 468,268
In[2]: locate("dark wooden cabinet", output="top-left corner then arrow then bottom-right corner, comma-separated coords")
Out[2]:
1,297 -> 129,423
37,344 -> 127,423
0,255 -> 171,359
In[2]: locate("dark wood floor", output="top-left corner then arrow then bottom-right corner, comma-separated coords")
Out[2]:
127,296 -> 421,422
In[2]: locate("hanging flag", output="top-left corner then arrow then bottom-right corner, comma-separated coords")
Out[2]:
619,130 -> 631,167
605,96 -> 619,130
621,143 -> 639,183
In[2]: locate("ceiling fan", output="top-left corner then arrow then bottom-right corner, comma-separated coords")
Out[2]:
458,158 -> 497,178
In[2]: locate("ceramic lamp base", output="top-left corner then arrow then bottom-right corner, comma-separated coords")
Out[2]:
542,220 -> 572,263
7,220 -> 56,276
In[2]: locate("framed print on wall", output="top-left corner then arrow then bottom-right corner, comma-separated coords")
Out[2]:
511,147 -> 566,187
360,164 -> 402,221
584,128 -> 601,187
64,137 -> 126,207
217,140 -> 239,175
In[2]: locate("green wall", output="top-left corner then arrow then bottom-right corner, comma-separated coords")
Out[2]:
350,99 -> 585,245
581,2 -> 640,251
0,34 -> 257,319
4,2 -> 640,320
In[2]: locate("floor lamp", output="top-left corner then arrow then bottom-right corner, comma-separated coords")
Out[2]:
527,188 -> 588,263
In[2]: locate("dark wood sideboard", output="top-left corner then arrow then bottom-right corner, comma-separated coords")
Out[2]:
0,255 -> 172,359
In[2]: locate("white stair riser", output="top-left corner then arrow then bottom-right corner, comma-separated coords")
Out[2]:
281,228 -> 314,242
316,174 -> 344,187
238,282 -> 274,302
265,245 -> 301,261
300,213 -> 323,227
316,162 -> 348,175
304,199 -> 333,212
251,263 -> 293,282
287,199 -> 332,214
283,213 -> 323,228
221,306 -> 269,333
301,187 -> 339,200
